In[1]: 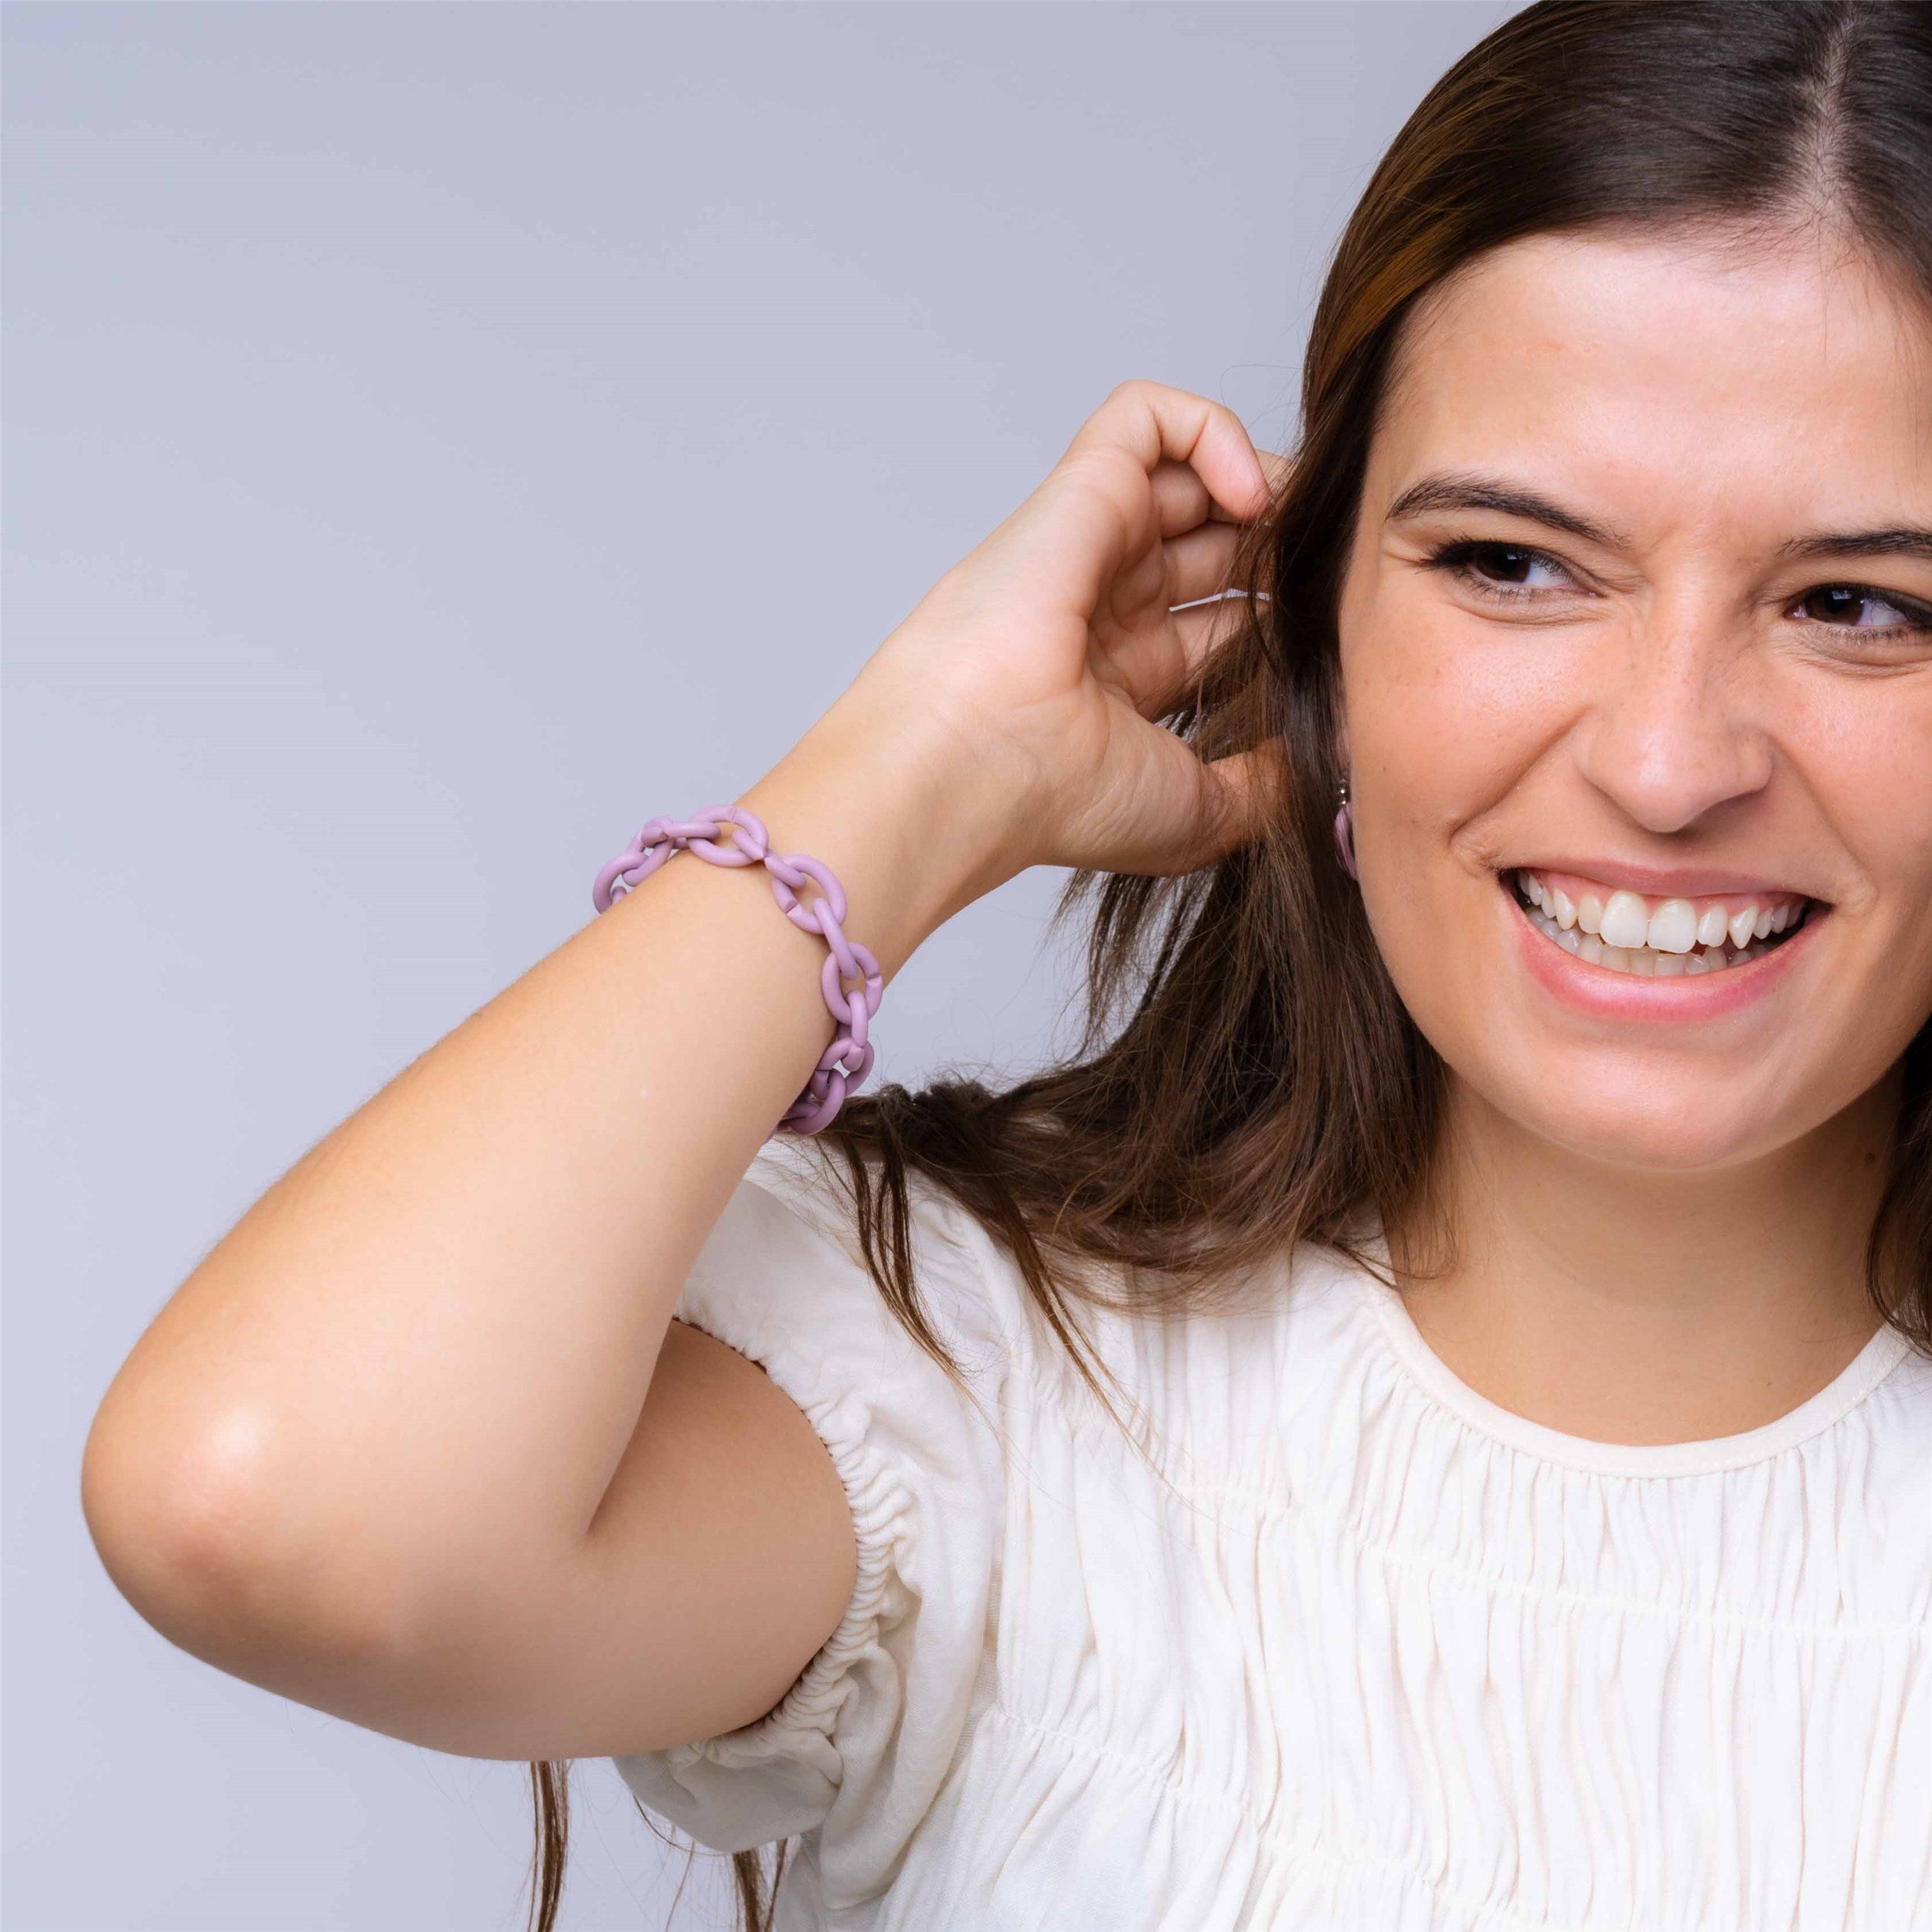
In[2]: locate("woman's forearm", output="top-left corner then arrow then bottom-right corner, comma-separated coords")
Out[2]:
81,684 -> 1020,1665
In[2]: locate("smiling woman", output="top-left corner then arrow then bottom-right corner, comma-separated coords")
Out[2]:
79,3 -> 1932,1931
1342,224 -> 1932,1233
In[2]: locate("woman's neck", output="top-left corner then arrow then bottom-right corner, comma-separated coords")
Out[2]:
1390,1070 -> 1902,1446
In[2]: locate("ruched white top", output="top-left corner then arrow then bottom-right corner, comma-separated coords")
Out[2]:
617,1136 -> 1932,1932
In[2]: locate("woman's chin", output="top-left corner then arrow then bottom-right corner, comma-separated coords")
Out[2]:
1483,1072 -> 1808,1175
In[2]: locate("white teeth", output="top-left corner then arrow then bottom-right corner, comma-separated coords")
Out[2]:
1517,872 -> 1808,982
1599,890 -> 1651,951
1646,898 -> 1698,954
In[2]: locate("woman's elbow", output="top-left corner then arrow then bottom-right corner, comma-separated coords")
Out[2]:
80,1384 -> 423,1689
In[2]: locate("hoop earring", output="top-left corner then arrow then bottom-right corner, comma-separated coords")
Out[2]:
1333,778 -> 1359,883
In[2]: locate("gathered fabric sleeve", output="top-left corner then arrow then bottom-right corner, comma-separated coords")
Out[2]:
613,1133 -> 1012,1883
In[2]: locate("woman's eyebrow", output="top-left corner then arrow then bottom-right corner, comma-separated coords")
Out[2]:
1778,527 -> 1932,563
1384,473 -> 1628,549
1388,474 -> 1932,566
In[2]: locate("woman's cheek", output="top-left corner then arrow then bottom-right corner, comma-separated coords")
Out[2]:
1352,600 -> 1568,852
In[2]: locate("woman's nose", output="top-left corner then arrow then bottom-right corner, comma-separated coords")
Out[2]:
1569,614 -> 1776,835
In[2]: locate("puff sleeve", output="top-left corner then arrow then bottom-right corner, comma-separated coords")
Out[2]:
612,1134 -> 1010,1889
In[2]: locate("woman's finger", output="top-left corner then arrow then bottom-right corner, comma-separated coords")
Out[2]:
1188,737 -> 1288,866
1149,451 -> 1292,536
1163,521 -> 1243,606
975,392 -> 1276,652
1205,446 -> 1293,522
1148,460 -> 1213,538
1063,380 -> 1270,525
1170,591 -> 1255,668
1098,732 -> 1287,877
1101,522 -> 1240,639
1104,590 -> 1257,722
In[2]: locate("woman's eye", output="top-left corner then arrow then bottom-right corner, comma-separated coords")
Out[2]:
1794,584 -> 1928,633
1430,540 -> 1577,595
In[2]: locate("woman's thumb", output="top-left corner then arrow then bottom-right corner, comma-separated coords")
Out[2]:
1182,737 -> 1288,871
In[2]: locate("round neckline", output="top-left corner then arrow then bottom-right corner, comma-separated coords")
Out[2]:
1349,1259 -> 1913,1478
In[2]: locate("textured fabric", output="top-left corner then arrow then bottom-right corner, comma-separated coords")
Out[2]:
614,1137 -> 1932,1932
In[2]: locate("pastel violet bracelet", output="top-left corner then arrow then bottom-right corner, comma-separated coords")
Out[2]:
591,805 -> 883,1136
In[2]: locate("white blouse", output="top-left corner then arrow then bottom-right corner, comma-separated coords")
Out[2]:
617,1135 -> 1932,1932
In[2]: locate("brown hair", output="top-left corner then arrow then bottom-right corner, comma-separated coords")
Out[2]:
530,1 -> 1932,1923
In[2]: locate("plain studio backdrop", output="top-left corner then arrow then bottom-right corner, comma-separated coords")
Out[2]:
5,5 -> 1509,1927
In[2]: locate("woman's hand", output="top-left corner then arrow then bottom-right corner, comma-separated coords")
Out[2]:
829,379 -> 1285,883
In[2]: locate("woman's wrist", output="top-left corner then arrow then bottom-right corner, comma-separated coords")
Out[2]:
741,683 -> 1035,983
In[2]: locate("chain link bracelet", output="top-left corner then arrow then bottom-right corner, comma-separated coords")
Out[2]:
592,805 -> 883,1135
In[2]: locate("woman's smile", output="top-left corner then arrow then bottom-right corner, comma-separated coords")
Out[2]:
1501,861 -> 1828,1021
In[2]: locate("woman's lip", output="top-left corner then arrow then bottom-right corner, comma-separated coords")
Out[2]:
1511,857 -> 1824,900
1505,877 -> 1826,1022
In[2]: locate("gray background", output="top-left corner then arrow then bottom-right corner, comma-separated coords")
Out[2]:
5,5 -> 1507,1926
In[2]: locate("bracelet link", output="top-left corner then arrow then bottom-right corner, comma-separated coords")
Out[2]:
593,805 -> 883,1136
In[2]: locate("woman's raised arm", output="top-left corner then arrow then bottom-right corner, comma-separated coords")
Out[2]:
80,382 -> 1279,1762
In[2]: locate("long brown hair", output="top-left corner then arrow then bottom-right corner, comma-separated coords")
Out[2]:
530,1 -> 1932,1923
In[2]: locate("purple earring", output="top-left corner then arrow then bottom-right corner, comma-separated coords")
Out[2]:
1333,778 -> 1359,882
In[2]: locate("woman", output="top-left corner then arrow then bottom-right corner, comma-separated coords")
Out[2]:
81,2 -> 1930,1928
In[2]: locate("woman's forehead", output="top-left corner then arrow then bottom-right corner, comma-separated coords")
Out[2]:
1370,227 -> 1932,551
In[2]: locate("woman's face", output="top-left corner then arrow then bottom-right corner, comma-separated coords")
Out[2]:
1337,226 -> 1932,1172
